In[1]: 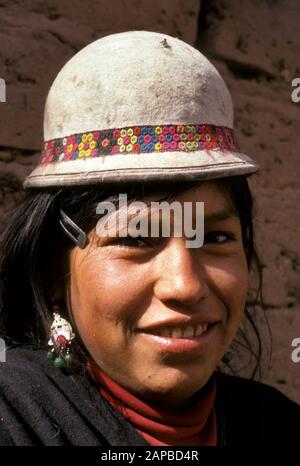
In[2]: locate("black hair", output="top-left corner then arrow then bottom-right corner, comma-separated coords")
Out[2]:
0,176 -> 266,378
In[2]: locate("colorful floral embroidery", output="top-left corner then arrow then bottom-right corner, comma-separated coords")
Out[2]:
40,124 -> 239,164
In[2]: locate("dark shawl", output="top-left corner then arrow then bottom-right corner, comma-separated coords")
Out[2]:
0,347 -> 299,446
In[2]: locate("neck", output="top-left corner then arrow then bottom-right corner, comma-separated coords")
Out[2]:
132,386 -> 208,411
88,361 -> 218,446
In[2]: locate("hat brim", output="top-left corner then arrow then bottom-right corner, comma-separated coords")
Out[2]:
23,150 -> 258,189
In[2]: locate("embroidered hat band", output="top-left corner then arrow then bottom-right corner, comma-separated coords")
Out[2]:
23,31 -> 258,189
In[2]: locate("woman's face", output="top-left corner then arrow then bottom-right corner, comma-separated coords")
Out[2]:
68,180 -> 249,407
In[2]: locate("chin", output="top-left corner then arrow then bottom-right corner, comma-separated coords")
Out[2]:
137,369 -> 211,403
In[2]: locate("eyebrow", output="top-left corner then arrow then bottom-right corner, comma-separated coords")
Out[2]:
121,205 -> 237,221
110,205 -> 238,229
204,207 -> 238,222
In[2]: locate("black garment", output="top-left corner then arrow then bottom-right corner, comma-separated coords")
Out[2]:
0,346 -> 299,446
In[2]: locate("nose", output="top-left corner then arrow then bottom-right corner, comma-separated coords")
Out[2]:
153,238 -> 209,308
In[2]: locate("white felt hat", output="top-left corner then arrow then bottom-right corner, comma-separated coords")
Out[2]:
23,30 -> 258,189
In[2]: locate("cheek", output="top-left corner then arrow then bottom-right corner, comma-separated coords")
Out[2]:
69,251 -> 150,351
208,255 -> 249,324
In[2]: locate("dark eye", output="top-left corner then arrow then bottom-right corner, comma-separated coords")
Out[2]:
109,236 -> 153,248
204,231 -> 234,244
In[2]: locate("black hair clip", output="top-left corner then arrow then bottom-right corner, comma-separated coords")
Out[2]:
59,209 -> 89,249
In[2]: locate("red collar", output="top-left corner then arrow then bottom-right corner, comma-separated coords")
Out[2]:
88,361 -> 217,446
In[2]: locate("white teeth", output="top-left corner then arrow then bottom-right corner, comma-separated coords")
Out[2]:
148,323 -> 209,338
194,324 -> 203,337
171,327 -> 183,338
183,325 -> 195,338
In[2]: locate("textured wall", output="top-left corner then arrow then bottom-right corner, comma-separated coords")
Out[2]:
0,1 -> 299,402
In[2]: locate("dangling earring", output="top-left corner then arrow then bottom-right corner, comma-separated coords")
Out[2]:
47,305 -> 75,368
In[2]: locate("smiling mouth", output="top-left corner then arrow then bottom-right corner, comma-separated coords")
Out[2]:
136,322 -> 215,339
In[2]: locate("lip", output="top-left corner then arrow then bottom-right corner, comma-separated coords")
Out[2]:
136,322 -> 218,354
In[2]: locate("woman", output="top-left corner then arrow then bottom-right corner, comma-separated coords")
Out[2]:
0,31 -> 299,446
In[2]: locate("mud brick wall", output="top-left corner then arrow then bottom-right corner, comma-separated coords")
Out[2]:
0,0 -> 299,402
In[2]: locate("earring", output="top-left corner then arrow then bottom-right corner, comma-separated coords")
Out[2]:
47,306 -> 75,368
221,350 -> 234,364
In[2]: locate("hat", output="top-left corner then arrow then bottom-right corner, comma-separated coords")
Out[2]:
23,30 -> 258,189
